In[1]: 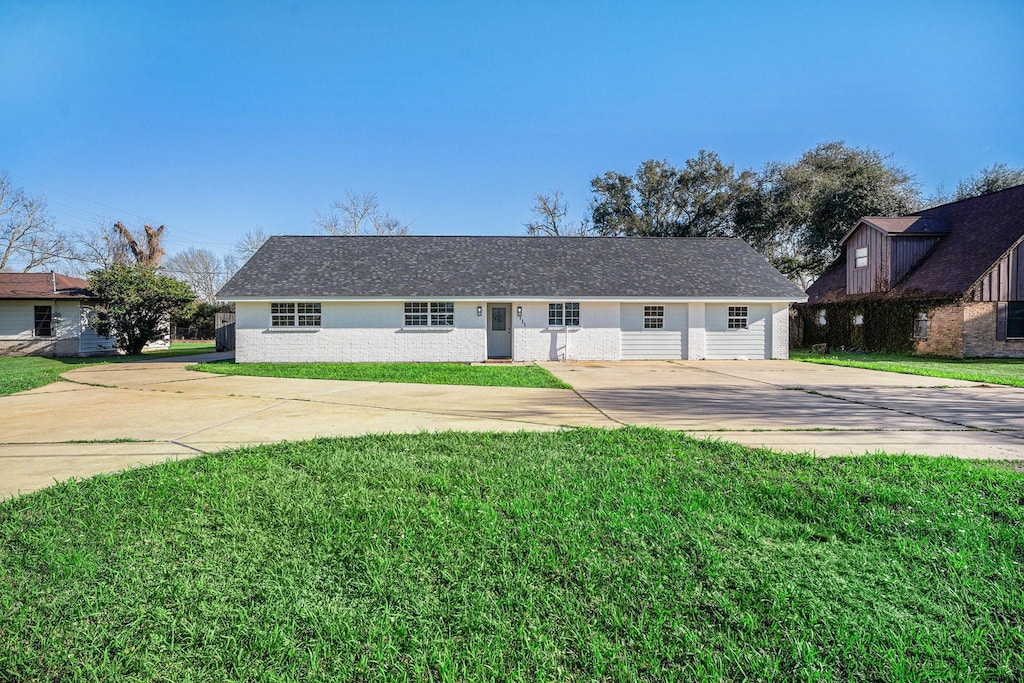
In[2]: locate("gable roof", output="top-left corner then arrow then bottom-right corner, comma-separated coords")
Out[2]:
0,272 -> 94,300
218,236 -> 807,301
807,183 -> 1024,303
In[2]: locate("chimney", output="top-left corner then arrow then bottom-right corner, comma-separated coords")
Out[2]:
51,271 -> 57,294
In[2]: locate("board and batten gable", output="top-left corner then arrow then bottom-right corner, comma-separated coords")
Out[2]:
974,239 -> 1024,302
219,236 -> 807,363
846,224 -> 890,294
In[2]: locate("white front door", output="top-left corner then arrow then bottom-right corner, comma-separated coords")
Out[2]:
487,304 -> 512,358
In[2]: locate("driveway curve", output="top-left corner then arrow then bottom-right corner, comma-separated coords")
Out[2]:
2,356 -> 1022,498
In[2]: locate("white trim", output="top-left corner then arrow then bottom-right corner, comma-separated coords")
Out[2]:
221,295 -> 806,304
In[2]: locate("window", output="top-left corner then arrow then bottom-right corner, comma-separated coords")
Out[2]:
548,302 -> 580,327
33,306 -> 52,337
727,306 -> 748,330
1008,302 -> 1024,339
853,313 -> 864,326
914,310 -> 929,339
271,302 -> 321,327
405,302 -> 454,327
854,247 -> 868,268
817,309 -> 827,326
643,305 -> 664,329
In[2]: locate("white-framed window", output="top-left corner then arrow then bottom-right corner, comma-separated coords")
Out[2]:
854,247 -> 868,268
643,305 -> 664,329
548,302 -> 580,327
271,302 -> 321,327
727,306 -> 748,330
913,310 -> 929,339
404,302 -> 454,327
853,312 -> 864,326
817,309 -> 827,326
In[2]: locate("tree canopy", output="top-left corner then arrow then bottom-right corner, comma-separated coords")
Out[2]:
88,264 -> 196,355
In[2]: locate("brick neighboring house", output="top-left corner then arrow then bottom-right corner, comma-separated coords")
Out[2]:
801,184 -> 1024,357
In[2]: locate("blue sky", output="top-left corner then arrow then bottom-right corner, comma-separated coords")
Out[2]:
2,0 -> 1022,257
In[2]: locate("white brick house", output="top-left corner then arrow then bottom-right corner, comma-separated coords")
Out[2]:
217,236 -> 806,363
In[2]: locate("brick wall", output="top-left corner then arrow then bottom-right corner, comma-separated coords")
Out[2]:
963,301 -> 1024,358
913,302 -> 964,357
512,302 -> 620,361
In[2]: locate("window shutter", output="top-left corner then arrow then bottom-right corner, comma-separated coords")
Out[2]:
996,301 -> 1008,341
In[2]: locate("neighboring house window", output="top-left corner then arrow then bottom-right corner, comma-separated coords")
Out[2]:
404,302 -> 454,327
914,310 -> 929,339
817,309 -> 827,326
855,247 -> 868,268
727,306 -> 748,330
271,302 -> 321,327
643,305 -> 664,329
548,302 -> 580,327
1008,302 -> 1024,339
33,306 -> 53,337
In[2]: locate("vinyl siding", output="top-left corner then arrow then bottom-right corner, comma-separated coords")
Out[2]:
619,303 -> 687,359
704,303 -> 769,360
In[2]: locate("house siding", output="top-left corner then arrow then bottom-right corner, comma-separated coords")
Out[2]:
975,241 -> 1024,302
0,300 -> 87,357
890,236 -> 940,285
704,303 -> 770,359
619,303 -> 687,360
846,225 -> 889,294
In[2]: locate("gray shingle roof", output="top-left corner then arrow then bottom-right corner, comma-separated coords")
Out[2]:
217,236 -> 807,300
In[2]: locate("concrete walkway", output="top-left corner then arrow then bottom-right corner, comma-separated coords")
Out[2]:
2,357 -> 1022,498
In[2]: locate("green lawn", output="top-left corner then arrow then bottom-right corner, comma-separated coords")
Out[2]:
2,428 -> 1021,681
792,349 -> 1024,387
0,342 -> 217,396
189,360 -> 571,389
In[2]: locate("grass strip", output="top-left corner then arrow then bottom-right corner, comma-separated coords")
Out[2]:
189,359 -> 571,389
0,342 -> 217,396
1,427 -> 1021,681
792,349 -> 1024,387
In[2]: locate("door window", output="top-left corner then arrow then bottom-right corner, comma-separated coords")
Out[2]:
491,307 -> 506,331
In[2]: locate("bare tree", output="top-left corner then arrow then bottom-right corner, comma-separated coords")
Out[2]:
314,191 -> 411,236
524,190 -> 592,236
114,221 -> 166,267
164,247 -> 228,304
235,227 -> 270,262
0,172 -> 68,272
71,222 -> 133,273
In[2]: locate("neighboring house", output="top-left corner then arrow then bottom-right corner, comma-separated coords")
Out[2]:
217,236 -> 806,363
0,273 -> 117,357
802,184 -> 1024,357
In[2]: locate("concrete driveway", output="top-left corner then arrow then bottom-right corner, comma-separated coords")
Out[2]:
2,356 -> 1022,498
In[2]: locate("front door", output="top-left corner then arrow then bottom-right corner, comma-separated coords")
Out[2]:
487,304 -> 512,358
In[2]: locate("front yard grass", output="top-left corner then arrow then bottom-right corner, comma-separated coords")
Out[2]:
792,348 -> 1024,387
189,359 -> 571,389
0,342 -> 217,396
2,427 -> 1021,680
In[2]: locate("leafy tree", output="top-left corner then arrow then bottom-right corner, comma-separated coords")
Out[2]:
314,191 -> 411,236
88,264 -> 195,355
524,190 -> 592,236
954,163 -> 1024,201
0,171 -> 68,272
589,151 -> 740,237
732,142 -> 920,286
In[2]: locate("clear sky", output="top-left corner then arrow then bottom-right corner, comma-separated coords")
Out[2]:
2,0 -> 1022,257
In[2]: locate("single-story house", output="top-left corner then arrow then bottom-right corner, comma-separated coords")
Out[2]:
217,236 -> 807,363
801,183 -> 1024,357
0,272 -> 117,357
